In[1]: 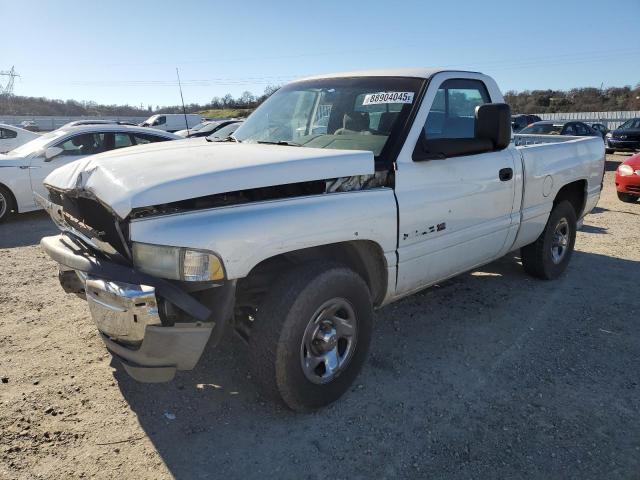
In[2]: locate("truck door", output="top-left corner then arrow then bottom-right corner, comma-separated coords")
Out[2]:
394,77 -> 516,296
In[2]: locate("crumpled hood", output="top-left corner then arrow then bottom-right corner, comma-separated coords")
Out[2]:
43,140 -> 374,219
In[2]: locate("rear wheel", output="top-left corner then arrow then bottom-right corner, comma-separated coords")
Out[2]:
617,191 -> 638,203
521,200 -> 577,280
249,261 -> 373,411
0,185 -> 16,224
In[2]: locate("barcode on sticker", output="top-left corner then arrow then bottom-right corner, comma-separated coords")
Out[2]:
362,92 -> 414,105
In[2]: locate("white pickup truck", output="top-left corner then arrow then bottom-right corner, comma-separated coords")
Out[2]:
39,68 -> 604,411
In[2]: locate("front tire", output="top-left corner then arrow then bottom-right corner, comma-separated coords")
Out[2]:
0,185 -> 16,224
605,148 -> 614,154
521,200 -> 577,280
249,261 -> 373,411
617,191 -> 638,203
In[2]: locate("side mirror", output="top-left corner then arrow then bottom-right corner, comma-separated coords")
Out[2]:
44,146 -> 64,161
413,103 -> 511,161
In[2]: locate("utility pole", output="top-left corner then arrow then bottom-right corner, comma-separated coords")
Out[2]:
0,66 -> 20,96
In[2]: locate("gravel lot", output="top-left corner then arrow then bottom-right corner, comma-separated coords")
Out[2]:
1,154 -> 639,479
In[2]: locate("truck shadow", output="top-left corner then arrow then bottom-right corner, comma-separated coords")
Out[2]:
111,250 -> 640,479
0,211 -> 57,248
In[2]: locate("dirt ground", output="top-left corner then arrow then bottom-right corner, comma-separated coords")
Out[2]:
1,154 -> 639,479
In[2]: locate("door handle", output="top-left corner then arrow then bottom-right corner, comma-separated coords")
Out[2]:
499,168 -> 513,181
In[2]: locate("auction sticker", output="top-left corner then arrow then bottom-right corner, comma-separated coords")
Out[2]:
362,91 -> 414,105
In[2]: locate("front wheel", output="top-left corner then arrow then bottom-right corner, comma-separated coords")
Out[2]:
521,200 -> 577,280
617,191 -> 638,203
605,148 -> 614,154
249,261 -> 373,411
0,185 -> 16,224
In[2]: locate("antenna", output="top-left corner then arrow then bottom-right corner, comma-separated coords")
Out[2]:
176,68 -> 190,136
0,66 -> 20,96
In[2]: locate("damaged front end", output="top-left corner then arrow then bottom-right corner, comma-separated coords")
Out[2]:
37,191 -> 234,383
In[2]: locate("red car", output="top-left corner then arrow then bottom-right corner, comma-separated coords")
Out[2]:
615,153 -> 640,203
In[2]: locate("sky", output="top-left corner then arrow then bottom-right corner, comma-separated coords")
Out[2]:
2,0 -> 639,107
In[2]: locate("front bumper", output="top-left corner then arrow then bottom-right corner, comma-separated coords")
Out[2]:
615,173 -> 640,196
607,139 -> 640,151
41,234 -> 216,383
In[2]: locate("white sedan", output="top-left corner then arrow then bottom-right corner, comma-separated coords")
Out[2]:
0,123 -> 39,154
0,124 -> 179,222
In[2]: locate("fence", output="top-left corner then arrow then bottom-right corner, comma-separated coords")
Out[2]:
536,111 -> 640,130
0,115 -> 150,131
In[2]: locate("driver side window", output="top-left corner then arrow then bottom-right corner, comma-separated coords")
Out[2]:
424,79 -> 490,139
54,133 -> 107,156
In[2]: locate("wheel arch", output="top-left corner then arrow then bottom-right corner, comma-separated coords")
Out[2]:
0,181 -> 18,214
240,240 -> 389,307
554,179 -> 587,219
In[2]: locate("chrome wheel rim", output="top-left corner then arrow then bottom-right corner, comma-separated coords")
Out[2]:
300,298 -> 357,384
0,192 -> 6,219
551,218 -> 570,264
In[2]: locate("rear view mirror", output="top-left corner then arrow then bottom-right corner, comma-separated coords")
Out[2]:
413,103 -> 511,161
44,146 -> 64,161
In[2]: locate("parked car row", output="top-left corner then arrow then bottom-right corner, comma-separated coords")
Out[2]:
513,114 -> 640,156
518,120 -> 601,138
0,116 -> 242,223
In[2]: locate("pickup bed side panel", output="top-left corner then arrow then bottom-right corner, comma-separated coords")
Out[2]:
129,189 -> 398,283
511,136 -> 604,251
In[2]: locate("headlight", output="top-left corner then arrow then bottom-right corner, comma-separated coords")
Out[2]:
132,242 -> 224,281
605,132 -> 612,138
617,164 -> 634,176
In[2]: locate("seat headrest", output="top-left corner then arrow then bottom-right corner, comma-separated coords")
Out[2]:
343,112 -> 369,131
377,111 -> 399,134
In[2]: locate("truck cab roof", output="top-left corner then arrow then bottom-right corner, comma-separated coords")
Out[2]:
296,67 -> 481,82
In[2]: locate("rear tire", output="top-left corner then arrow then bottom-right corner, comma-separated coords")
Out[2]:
0,185 -> 16,224
521,200 -> 577,280
249,261 -> 373,411
617,191 -> 638,203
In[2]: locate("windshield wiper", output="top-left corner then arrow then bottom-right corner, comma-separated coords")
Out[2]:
256,140 -> 302,147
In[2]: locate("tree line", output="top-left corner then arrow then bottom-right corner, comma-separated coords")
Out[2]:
0,85 -> 280,117
1,84 -> 639,117
505,84 -> 640,114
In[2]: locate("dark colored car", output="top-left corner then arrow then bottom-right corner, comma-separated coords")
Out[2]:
511,114 -> 542,132
19,120 -> 40,132
606,118 -> 640,154
519,120 -> 600,137
590,123 -> 609,139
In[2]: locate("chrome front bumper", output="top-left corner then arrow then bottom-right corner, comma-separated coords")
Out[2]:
59,268 -> 214,382
85,275 -> 161,345
42,233 -> 216,383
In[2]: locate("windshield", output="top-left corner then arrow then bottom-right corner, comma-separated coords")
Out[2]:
233,77 -> 424,159
618,118 -> 640,130
6,129 -> 69,156
520,123 -> 563,135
